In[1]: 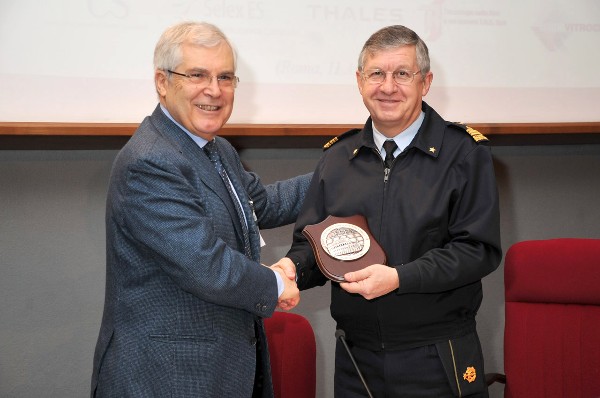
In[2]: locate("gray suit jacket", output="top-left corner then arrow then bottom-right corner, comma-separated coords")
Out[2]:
91,105 -> 311,397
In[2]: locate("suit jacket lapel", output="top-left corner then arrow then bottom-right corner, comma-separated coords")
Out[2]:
148,106 -> 246,248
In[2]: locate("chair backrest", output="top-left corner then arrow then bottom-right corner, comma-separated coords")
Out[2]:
503,238 -> 600,398
264,311 -> 316,398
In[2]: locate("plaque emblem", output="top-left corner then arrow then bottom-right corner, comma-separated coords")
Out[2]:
321,223 -> 371,261
302,215 -> 386,281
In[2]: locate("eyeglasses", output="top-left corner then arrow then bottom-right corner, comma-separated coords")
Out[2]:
166,69 -> 239,89
361,69 -> 421,85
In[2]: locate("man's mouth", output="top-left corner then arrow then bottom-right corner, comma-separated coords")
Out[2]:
197,104 -> 220,111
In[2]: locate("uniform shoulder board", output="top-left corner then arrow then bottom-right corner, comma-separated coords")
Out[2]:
451,122 -> 489,143
323,128 -> 361,150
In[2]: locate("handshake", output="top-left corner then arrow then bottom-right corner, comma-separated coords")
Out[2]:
269,257 -> 299,311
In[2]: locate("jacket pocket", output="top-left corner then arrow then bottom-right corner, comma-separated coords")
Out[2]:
148,333 -> 218,394
148,334 -> 217,343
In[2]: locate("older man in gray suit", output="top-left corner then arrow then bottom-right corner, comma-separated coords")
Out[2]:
91,21 -> 311,397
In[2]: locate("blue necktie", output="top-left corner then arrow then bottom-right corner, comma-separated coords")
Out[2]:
203,140 -> 252,258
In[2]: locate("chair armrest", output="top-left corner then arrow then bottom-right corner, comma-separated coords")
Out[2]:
485,372 -> 506,386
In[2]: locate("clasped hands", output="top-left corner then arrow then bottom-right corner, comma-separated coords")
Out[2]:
269,257 -> 299,311
269,258 -> 400,310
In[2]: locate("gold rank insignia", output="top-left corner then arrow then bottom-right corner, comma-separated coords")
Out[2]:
463,366 -> 477,383
453,122 -> 489,143
323,136 -> 338,149
429,147 -> 436,153
322,128 -> 362,150
466,126 -> 488,142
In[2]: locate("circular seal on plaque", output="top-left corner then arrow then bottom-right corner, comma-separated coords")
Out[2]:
320,222 -> 371,261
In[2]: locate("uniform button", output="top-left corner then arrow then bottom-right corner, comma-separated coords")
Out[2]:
261,305 -> 267,312
255,303 -> 261,310
250,337 -> 257,346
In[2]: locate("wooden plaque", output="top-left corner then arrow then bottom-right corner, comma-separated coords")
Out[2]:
302,215 -> 386,282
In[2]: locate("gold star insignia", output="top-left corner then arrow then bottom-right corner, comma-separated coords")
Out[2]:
353,148 -> 359,155
429,147 -> 436,153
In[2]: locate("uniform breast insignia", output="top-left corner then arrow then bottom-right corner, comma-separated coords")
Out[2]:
463,366 -> 477,383
453,122 -> 489,143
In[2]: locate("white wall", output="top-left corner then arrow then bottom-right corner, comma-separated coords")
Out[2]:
1,0 -> 599,124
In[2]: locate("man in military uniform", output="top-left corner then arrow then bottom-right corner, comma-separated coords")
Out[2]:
274,25 -> 501,397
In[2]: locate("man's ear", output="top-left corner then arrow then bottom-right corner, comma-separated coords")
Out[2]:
421,71 -> 433,97
155,69 -> 168,97
356,70 -> 364,96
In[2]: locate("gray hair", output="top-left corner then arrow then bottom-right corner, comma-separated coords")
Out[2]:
357,25 -> 430,78
153,21 -> 237,73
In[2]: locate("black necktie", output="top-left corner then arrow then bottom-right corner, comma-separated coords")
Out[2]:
383,140 -> 398,169
203,140 -> 252,258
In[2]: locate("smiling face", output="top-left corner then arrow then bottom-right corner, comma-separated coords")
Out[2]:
155,41 -> 235,141
356,45 -> 433,137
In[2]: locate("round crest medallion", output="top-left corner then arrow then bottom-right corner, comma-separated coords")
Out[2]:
320,222 -> 371,261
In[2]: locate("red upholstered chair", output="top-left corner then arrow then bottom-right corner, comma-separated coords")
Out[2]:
264,311 -> 316,398
487,238 -> 600,397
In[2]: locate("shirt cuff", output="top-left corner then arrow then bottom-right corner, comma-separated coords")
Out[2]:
273,269 -> 284,297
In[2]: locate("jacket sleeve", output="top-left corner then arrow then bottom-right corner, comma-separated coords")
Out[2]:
116,152 -> 279,317
285,157 -> 330,290
219,138 -> 313,229
246,171 -> 313,229
397,144 -> 502,294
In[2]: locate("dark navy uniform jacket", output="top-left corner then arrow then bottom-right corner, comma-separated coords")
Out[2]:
287,101 -> 502,351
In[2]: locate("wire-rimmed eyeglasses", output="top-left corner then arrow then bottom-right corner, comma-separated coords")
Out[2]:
361,69 -> 421,85
166,69 -> 239,89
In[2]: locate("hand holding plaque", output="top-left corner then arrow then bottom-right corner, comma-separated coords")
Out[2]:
302,215 -> 386,282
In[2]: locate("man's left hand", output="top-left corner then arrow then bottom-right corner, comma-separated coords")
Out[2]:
340,264 -> 399,300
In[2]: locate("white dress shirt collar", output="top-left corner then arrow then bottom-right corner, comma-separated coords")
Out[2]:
160,104 -> 210,148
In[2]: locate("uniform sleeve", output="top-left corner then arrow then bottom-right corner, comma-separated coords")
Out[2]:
397,144 -> 502,293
